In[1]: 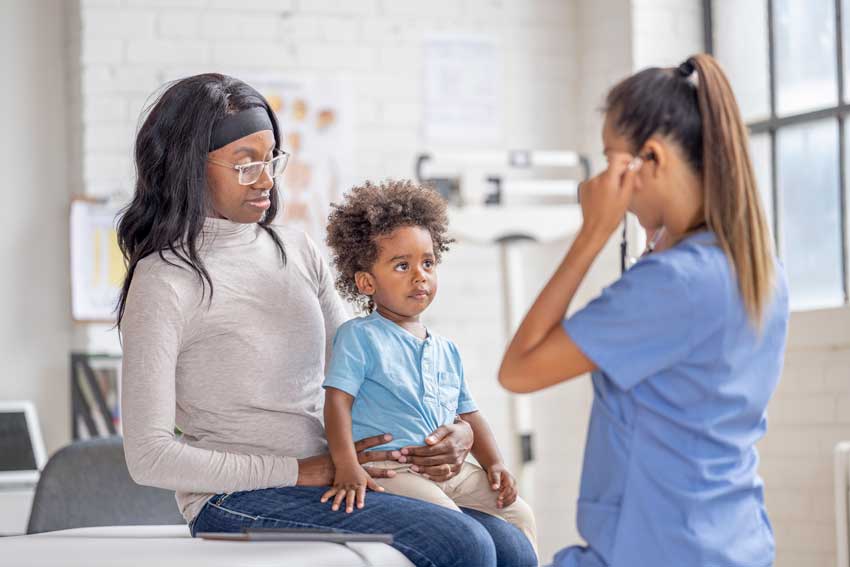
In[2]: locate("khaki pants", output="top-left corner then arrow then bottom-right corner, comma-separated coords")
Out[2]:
370,460 -> 538,555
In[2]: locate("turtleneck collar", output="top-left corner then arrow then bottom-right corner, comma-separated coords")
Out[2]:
200,217 -> 260,247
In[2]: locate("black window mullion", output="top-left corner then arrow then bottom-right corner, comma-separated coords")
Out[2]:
767,0 -> 782,257
837,0 -> 850,301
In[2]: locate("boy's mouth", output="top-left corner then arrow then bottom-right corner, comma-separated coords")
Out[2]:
409,289 -> 431,300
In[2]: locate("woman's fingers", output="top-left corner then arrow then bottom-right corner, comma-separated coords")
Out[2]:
406,454 -> 454,467
423,425 -> 450,445
362,466 -> 397,479
415,463 -> 457,481
400,442 -> 444,458
358,448 -> 401,463
353,433 -> 393,453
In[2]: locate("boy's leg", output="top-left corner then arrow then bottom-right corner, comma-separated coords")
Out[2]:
369,460 -> 462,512
443,462 -> 539,556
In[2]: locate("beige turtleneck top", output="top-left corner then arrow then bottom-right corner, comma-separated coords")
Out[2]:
120,218 -> 349,522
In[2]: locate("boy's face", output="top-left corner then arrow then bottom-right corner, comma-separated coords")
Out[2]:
356,225 -> 438,319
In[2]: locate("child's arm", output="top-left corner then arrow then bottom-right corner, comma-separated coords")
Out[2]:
324,387 -> 360,469
461,410 -> 518,509
321,387 -> 384,513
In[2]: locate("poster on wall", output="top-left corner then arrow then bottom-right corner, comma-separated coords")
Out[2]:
424,33 -> 503,145
70,198 -> 125,323
247,75 -> 354,255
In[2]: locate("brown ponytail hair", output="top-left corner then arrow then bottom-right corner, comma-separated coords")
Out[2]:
605,53 -> 775,327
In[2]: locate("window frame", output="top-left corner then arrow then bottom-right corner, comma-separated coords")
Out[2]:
704,0 -> 850,309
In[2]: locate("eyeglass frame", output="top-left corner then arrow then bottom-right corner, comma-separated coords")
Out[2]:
207,149 -> 290,186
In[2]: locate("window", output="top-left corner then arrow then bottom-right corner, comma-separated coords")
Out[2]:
707,0 -> 849,310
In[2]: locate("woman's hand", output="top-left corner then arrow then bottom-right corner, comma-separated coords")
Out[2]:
399,420 -> 474,482
578,152 -> 639,242
320,461 -> 384,513
485,463 -> 517,509
297,433 -> 401,486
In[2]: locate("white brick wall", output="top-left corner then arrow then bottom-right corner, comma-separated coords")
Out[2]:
71,1 -> 849,565
758,311 -> 850,567
75,0 -> 580,561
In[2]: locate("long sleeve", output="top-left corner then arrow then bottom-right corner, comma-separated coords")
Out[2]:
120,262 -> 299,494
304,234 -> 351,367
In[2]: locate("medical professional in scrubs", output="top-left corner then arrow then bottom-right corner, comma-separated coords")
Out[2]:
499,54 -> 789,567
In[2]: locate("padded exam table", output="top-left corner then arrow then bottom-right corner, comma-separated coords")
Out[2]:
0,525 -> 414,566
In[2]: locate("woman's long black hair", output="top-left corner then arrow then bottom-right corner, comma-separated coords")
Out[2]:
116,73 -> 286,329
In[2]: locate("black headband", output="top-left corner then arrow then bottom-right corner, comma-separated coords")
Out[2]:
209,107 -> 274,152
677,58 -> 696,79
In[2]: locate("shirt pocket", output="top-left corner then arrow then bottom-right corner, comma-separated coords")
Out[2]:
437,371 -> 461,413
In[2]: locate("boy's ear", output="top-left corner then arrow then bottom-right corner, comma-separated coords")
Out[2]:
354,271 -> 376,296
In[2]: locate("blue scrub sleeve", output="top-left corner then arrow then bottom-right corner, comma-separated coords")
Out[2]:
562,255 -> 693,391
323,324 -> 370,398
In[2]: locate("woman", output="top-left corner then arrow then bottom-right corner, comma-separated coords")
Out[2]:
499,54 -> 788,567
117,73 -> 536,567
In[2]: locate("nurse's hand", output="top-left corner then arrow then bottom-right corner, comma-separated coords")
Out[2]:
578,151 -> 639,242
398,420 -> 474,482
296,433 -> 401,486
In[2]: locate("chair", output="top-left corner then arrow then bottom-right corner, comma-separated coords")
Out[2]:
26,436 -> 185,534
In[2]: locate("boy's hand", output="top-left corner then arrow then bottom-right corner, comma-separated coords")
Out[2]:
320,462 -> 384,513
486,463 -> 517,509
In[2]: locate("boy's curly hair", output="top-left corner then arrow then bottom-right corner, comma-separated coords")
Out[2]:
326,179 -> 453,313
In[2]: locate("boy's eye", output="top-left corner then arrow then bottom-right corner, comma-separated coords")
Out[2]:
423,260 -> 434,269
394,262 -> 409,271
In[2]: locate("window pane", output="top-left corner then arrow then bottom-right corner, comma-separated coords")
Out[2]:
844,0 -> 850,101
777,119 -> 844,310
713,0 -> 771,122
749,133 -> 774,237
774,0 -> 838,116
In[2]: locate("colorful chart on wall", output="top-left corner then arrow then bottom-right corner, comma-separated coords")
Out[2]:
70,198 -> 125,322
248,75 -> 354,255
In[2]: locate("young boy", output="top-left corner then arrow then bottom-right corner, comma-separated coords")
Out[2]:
321,179 -> 537,552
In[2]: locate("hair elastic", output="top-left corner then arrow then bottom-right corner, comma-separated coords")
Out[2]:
677,58 -> 696,79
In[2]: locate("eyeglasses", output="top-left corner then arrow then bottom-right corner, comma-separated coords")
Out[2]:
207,150 -> 290,186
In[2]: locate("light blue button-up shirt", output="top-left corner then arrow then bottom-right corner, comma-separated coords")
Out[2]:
554,231 -> 789,567
323,311 -> 478,452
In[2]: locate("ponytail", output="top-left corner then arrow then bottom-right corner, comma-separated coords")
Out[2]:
605,53 -> 775,327
690,54 -> 774,328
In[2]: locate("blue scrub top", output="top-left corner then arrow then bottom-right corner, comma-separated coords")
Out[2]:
555,231 -> 789,567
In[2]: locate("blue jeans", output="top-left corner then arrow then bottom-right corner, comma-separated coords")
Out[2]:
191,486 -> 537,567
